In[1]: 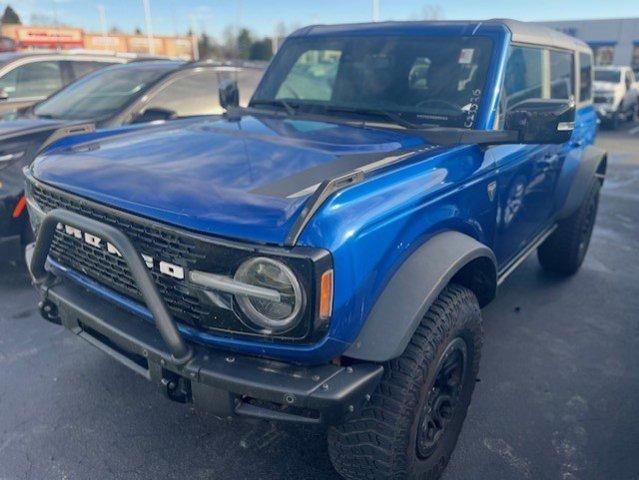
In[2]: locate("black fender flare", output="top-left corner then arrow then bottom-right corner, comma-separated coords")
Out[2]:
557,145 -> 607,220
344,231 -> 497,362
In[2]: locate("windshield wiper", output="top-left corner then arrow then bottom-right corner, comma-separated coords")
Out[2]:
250,99 -> 297,116
318,105 -> 525,146
320,105 -> 421,130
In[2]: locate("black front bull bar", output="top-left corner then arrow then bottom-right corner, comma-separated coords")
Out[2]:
30,208 -> 194,364
28,208 -> 383,424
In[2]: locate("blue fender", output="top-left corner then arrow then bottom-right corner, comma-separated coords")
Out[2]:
344,231 -> 496,362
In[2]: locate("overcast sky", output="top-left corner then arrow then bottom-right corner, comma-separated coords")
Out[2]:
9,0 -> 639,39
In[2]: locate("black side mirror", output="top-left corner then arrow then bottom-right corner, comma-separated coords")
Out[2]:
219,79 -> 239,110
133,107 -> 176,124
505,98 -> 575,144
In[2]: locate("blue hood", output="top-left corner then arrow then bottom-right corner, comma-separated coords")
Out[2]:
32,115 -> 429,245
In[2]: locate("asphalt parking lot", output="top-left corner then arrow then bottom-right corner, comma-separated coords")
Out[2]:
1,123 -> 638,480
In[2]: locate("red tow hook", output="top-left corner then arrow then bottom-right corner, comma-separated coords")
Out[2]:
12,195 -> 27,218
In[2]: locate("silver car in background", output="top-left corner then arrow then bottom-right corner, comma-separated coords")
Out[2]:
0,51 -> 136,115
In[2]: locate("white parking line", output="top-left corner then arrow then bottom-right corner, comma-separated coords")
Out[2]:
629,125 -> 639,135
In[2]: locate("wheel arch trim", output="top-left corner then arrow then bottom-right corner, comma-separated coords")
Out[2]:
344,231 -> 496,362
558,145 -> 607,220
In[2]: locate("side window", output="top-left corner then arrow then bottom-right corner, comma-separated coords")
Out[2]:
276,49 -> 342,101
549,50 -> 574,100
579,53 -> 592,102
71,61 -> 114,80
144,71 -> 222,117
11,61 -> 64,98
0,67 -> 18,96
0,61 -> 64,99
503,46 -> 544,110
592,45 -> 614,66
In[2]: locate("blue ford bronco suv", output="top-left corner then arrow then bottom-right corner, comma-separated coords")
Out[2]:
24,19 -> 604,480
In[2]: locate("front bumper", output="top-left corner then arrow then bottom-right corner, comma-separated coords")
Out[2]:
26,209 -> 383,424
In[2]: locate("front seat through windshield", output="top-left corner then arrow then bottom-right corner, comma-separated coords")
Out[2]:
251,35 -> 493,128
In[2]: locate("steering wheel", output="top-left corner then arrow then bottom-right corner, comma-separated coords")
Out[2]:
415,99 -> 462,111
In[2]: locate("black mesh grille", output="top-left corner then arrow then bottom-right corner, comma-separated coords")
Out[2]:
30,181 -> 214,329
27,178 -> 322,342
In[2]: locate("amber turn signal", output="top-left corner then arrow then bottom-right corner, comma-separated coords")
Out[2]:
319,269 -> 334,320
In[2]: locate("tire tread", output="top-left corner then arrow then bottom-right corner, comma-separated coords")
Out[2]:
328,284 -> 482,480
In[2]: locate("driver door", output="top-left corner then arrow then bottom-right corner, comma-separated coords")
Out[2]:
490,45 -> 567,266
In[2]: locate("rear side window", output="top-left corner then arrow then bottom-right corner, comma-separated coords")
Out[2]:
71,61 -> 115,79
503,46 -> 543,109
579,53 -> 592,102
549,50 -> 574,100
0,60 -> 63,99
144,70 -> 223,116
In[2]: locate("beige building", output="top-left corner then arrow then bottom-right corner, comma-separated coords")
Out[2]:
1,24 -> 194,59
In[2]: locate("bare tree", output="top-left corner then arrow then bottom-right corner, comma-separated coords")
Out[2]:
1,5 -> 21,24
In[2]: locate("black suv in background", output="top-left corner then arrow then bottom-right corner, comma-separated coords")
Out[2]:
0,59 -> 264,262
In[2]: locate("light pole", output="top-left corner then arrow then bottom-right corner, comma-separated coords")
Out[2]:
142,0 -> 155,55
52,0 -> 60,50
272,22 -> 278,56
97,5 -> 107,38
372,0 -> 380,22
189,14 -> 199,61
236,0 -> 242,58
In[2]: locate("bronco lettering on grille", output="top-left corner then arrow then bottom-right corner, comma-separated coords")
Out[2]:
59,223 -> 185,280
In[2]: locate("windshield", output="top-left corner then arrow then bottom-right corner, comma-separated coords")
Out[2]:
33,65 -> 172,120
251,35 -> 493,128
594,70 -> 621,83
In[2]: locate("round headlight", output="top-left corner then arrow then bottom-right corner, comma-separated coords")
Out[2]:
234,257 -> 305,333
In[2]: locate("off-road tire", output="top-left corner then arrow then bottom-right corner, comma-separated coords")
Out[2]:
328,284 -> 483,480
537,179 -> 601,275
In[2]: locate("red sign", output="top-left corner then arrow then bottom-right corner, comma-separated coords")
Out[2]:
17,27 -> 83,47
